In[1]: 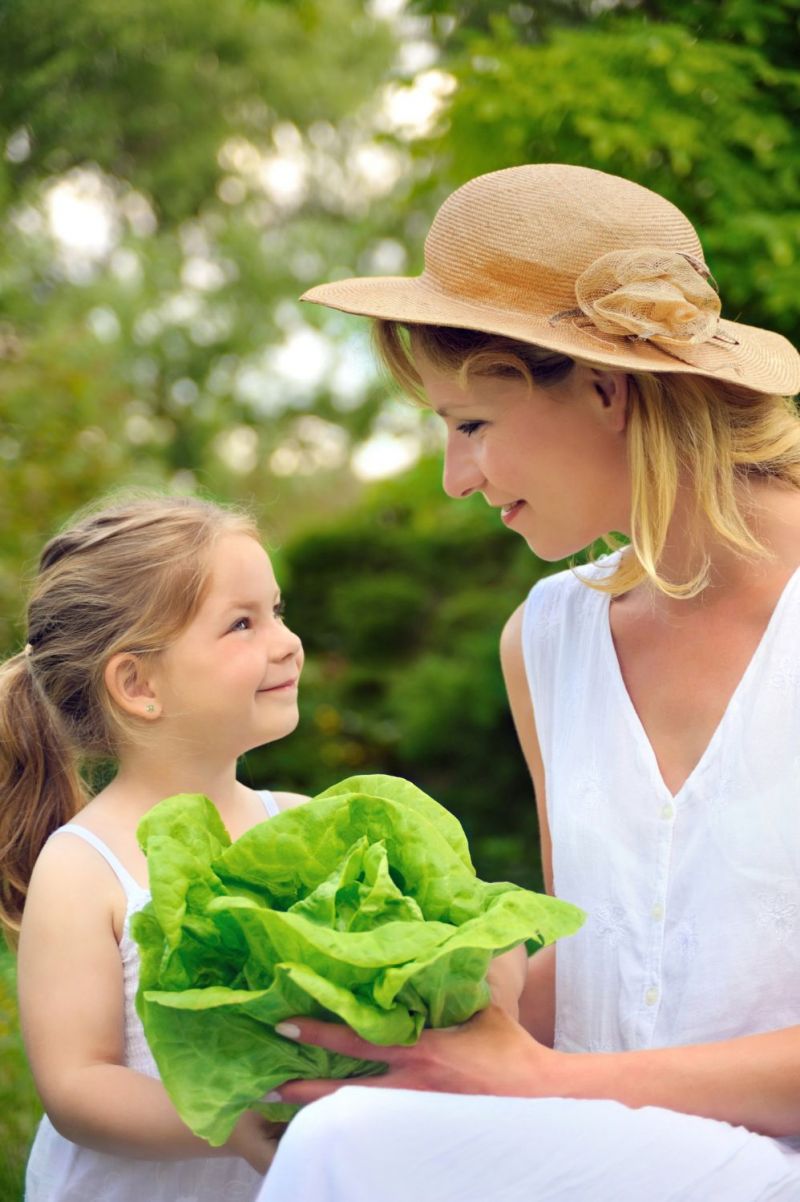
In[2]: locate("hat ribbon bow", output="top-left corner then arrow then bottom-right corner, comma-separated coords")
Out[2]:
552,248 -> 731,349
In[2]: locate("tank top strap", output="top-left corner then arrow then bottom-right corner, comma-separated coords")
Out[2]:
50,825 -> 146,900
258,788 -> 281,818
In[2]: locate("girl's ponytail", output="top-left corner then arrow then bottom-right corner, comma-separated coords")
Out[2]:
0,651 -> 84,942
0,493 -> 259,945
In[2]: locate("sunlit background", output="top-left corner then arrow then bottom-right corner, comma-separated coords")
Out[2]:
2,1 -> 799,1193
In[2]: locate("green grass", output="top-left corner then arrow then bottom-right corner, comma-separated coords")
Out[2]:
0,945 -> 41,1202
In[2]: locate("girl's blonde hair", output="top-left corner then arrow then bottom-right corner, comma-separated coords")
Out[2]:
0,495 -> 259,940
374,320 -> 800,598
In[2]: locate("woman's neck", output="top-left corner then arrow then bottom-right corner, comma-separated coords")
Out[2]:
640,474 -> 800,612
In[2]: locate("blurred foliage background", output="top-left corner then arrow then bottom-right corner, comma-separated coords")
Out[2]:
1,0 -> 799,1193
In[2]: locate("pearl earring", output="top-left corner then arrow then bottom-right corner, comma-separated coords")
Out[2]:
145,704 -> 156,714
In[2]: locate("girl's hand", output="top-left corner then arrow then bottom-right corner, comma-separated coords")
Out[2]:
223,1110 -> 285,1174
274,1004 -> 561,1106
486,945 -> 528,1021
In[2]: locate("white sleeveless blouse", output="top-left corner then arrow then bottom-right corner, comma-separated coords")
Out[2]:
522,559 -> 800,1075
25,791 -> 281,1202
249,559 -> 800,1202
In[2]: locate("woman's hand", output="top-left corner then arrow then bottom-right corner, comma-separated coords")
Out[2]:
274,1004 -> 562,1106
223,1110 -> 285,1174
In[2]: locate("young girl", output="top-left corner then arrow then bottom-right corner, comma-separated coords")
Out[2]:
252,164 -> 800,1199
0,495 -> 306,1201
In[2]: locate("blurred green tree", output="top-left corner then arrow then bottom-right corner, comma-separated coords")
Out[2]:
413,0 -> 800,338
0,0 -> 402,644
0,0 -> 396,221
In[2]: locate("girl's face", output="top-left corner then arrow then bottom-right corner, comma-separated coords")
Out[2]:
153,533 -> 304,760
416,353 -> 632,562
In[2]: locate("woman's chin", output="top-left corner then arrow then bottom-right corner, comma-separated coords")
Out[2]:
523,534 -> 586,563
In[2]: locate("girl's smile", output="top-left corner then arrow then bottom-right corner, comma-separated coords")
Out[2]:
257,678 -> 299,693
151,532 -> 304,760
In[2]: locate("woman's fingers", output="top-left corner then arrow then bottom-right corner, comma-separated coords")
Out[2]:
272,1007 -> 537,1106
275,1017 -> 405,1063
278,1075 -> 373,1105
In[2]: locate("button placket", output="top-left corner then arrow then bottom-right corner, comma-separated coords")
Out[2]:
639,794 -> 677,1039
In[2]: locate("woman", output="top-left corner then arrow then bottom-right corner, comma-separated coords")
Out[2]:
259,164 -> 800,1200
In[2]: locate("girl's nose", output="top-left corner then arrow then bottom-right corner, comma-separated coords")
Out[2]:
442,435 -> 484,499
273,621 -> 303,662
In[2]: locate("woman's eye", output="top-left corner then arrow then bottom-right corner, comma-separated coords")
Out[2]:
456,420 -> 485,437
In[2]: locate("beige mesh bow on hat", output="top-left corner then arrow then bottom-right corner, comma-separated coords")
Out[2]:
301,163 -> 800,397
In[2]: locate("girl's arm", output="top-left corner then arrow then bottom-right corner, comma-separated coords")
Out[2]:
18,837 -> 277,1171
486,946 -> 528,1021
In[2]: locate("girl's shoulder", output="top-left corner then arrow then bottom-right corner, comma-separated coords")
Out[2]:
22,824 -> 126,948
271,791 -> 310,812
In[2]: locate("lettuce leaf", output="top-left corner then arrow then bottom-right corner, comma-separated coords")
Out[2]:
132,774 -> 584,1145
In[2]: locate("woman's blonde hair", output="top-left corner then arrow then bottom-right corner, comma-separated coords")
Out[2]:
374,320 -> 800,598
0,494 -> 259,940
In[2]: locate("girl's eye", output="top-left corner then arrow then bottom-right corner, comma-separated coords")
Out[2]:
456,420 -> 486,437
273,600 -> 286,621
230,616 -> 251,632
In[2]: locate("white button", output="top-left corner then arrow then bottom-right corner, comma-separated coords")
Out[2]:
660,802 -> 674,821
645,987 -> 659,1006
651,903 -> 664,920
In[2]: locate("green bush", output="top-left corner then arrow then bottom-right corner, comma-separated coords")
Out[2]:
0,946 -> 41,1202
246,456 -> 565,893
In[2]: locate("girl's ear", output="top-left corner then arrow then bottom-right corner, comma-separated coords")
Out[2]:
592,370 -> 630,434
104,653 -> 161,720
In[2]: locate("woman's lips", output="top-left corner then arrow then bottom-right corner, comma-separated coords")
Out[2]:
501,500 -> 525,527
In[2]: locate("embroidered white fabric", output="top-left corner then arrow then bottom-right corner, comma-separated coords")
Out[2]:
525,558 -> 800,1083
256,559 -> 800,1202
24,791 -> 281,1202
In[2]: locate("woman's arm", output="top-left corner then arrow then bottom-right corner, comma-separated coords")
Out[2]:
270,604 -> 800,1137
499,603 -> 558,1045
18,837 -> 278,1171
272,1005 -> 800,1139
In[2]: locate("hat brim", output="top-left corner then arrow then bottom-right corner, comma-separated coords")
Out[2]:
302,275 -> 800,397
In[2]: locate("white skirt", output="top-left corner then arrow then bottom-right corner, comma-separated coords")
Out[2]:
258,1087 -> 800,1202
25,1114 -> 263,1202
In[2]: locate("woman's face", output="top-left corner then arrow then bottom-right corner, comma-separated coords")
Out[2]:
416,353 -> 632,562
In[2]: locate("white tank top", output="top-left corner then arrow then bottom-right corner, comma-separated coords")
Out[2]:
25,790 -> 281,1202
522,558 -> 800,1070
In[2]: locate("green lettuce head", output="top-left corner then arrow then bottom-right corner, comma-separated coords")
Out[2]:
132,774 -> 584,1145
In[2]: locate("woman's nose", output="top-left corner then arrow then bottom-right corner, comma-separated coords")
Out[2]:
442,436 -> 484,499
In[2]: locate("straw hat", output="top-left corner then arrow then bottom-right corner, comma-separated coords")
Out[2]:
302,163 -> 800,397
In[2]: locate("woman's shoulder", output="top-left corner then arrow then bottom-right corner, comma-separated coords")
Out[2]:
529,550 -> 623,602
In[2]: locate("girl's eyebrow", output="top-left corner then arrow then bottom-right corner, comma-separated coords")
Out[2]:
224,592 -> 281,612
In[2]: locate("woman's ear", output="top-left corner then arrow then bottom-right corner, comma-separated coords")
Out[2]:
104,653 -> 161,720
592,370 -> 630,434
